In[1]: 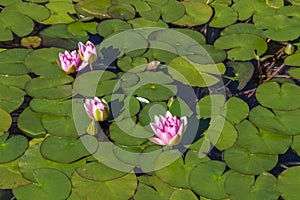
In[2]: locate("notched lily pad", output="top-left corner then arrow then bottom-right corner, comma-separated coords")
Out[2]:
0,109 -> 12,135
0,49 -> 31,75
278,166 -> 300,200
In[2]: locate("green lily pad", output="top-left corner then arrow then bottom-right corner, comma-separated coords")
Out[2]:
255,14 -> 300,41
108,3 -> 136,20
21,36 -> 42,48
40,24 -> 87,49
13,168 -> 72,200
0,159 -> 31,189
221,23 -> 265,39
285,52 -> 300,66
0,82 -> 25,101
25,48 -> 66,76
267,0 -> 284,8
117,55 -> 148,72
0,48 -> 31,75
226,61 -> 255,90
134,84 -> 176,102
138,102 -> 167,127
0,11 -> 34,41
249,106 -> 300,136
109,118 -> 150,146
161,0 -> 185,23
189,160 -> 230,199
19,143 -> 85,182
172,28 -> 206,45
0,97 -> 24,113
139,3 -> 161,21
97,19 -> 132,38
155,150 -> 209,188
67,21 -> 97,37
291,135 -> 300,156
42,1 -> 75,24
0,132 -> 28,163
168,57 -> 222,87
168,97 -> 193,118
225,97 -> 249,124
25,76 -> 74,100
0,0 -> 20,6
214,34 -> 268,61
187,44 -> 226,64
224,145 -> 278,175
100,29 -> 148,57
0,109 -> 11,135
73,70 -> 117,97
196,94 -> 226,119
288,68 -> 300,79
278,166 -> 300,200
30,99 -> 72,116
17,107 -> 46,138
170,189 -> 198,200
173,2 -> 213,26
113,145 -> 141,166
72,172 -> 137,200
209,4 -> 237,28
225,171 -> 279,200
74,0 -> 111,18
76,161 -> 127,181
3,2 -> 50,22
256,82 -> 300,110
278,5 -> 300,18
236,120 -> 292,154
112,0 -> 151,13
40,135 -> 98,164
128,18 -> 168,30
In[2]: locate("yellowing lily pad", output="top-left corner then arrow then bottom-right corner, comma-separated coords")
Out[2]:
0,109 -> 12,135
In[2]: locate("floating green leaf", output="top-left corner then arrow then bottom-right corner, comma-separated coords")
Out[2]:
72,172 -> 137,200
43,1 -> 76,24
173,2 -> 213,26
285,52 -> 300,66
18,143 -> 85,182
210,4 -> 237,28
0,48 -> 31,75
0,109 -> 12,135
67,21 -> 98,37
225,97 -> 249,124
214,34 -> 268,61
224,145 -> 278,175
249,106 -> 300,136
108,3 -> 136,20
226,61 -> 254,90
236,120 -> 292,154
255,14 -> 300,41
278,166 -> 300,200
74,0 -> 111,18
225,172 -> 279,200
288,68 -> 300,79
161,0 -> 185,23
13,168 -> 72,200
97,19 -> 132,38
17,107 -> 46,138
256,82 -> 300,110
25,76 -> 74,100
221,23 -> 265,39
0,133 -> 28,163
189,160 -> 230,199
40,135 -> 98,164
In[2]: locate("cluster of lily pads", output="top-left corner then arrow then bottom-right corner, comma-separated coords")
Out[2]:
1,0 -> 300,199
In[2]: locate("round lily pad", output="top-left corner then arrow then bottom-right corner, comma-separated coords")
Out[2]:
278,166 -> 300,200
25,48 -> 66,76
221,23 -> 265,38
209,4 -> 237,28
173,2 -> 213,26
25,76 -> 74,100
189,160 -> 230,199
285,52 -> 300,66
225,97 -> 249,124
0,97 -> 24,113
255,14 -> 300,41
108,3 -> 136,20
30,99 -> 72,116
67,21 -> 98,37
97,19 -> 132,38
0,159 -> 31,189
214,34 -> 268,61
0,74 -> 31,90
43,1 -> 76,24
170,189 -> 198,200
139,3 -> 161,21
134,83 -> 176,102
291,135 -> 300,156
19,143 -> 85,182
0,132 -> 28,163
161,0 -> 185,23
249,106 -> 300,136
13,168 -> 72,200
236,120 -> 292,154
72,172 -> 137,200
226,61 -> 255,90
17,107 -> 46,138
256,82 -> 300,111
0,83 -> 25,101
196,94 -> 226,119
21,36 -> 42,48
40,135 -> 98,164
224,145 -> 278,175
74,0 -> 111,18
138,102 -> 167,127
288,68 -> 300,79
225,171 -> 279,200
186,44 -> 226,64
0,49 -> 31,75
0,109 -> 11,135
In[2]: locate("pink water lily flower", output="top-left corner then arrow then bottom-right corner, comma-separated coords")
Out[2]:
149,111 -> 187,146
78,41 -> 97,64
58,50 -> 82,73
84,97 -> 110,122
